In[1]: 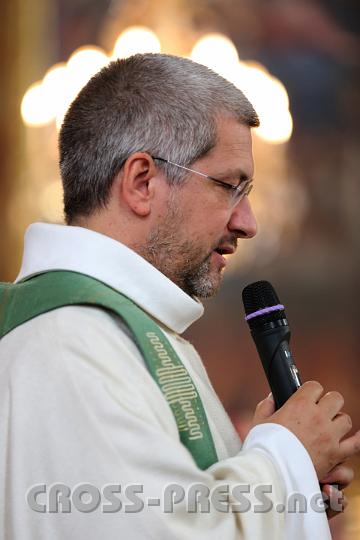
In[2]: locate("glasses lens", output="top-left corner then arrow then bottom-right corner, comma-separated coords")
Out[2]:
231,181 -> 253,205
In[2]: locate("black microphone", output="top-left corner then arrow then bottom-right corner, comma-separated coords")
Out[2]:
242,280 -> 302,409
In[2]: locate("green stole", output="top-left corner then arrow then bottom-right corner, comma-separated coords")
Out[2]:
0,270 -> 218,470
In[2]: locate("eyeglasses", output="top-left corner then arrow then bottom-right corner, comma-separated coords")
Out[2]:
152,157 -> 253,205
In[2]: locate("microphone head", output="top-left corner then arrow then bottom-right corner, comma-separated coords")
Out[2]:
242,280 -> 287,330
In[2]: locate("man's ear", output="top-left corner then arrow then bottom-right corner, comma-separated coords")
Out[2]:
119,152 -> 158,217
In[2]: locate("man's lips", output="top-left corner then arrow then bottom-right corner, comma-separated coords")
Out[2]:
214,245 -> 236,256
212,245 -> 236,267
212,250 -> 227,267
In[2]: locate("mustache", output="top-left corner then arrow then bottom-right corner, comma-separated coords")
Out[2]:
213,235 -> 238,253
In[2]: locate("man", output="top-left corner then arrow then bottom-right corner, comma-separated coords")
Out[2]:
0,53 -> 358,539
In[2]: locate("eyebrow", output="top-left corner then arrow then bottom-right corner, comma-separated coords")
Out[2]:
214,168 -> 253,183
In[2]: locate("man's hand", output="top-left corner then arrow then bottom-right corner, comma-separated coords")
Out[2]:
252,381 -> 360,480
320,463 -> 354,519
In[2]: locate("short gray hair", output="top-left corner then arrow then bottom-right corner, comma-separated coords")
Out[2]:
59,53 -> 259,224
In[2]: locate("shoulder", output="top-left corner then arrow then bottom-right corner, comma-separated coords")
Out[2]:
0,305 -> 176,431
2,303 -> 139,349
0,305 -> 146,387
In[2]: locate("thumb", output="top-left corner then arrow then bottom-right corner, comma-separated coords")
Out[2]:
253,393 -> 275,424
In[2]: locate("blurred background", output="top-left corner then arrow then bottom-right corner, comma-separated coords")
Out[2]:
1,0 -> 359,536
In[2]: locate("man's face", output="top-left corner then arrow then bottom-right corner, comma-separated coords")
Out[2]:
142,117 -> 257,298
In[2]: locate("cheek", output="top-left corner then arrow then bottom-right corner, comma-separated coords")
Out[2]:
196,208 -> 230,236
186,219 -> 229,250
177,194 -> 230,242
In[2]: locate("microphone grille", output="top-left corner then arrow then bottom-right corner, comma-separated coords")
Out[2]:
242,280 -> 286,328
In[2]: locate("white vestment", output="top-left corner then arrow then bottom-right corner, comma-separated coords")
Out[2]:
0,223 -> 331,539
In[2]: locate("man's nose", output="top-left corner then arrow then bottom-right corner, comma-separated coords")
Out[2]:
228,196 -> 257,239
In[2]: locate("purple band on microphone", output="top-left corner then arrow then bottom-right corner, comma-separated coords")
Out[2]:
245,304 -> 285,321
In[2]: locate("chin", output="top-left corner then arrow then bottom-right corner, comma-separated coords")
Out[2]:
191,272 -> 224,299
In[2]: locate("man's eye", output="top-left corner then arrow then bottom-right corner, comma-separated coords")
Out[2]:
225,179 -> 240,188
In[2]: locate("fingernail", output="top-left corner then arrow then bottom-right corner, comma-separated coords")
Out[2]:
267,392 -> 274,403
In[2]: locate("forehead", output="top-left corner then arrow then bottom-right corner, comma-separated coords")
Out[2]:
204,116 -> 254,177
215,116 -> 253,161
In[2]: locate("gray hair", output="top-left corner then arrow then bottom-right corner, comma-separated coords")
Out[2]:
59,53 -> 259,224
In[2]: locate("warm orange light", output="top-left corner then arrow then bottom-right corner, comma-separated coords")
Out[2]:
21,81 -> 54,127
190,33 -> 239,81
112,26 -> 161,59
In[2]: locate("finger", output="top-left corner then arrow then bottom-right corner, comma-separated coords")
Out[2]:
326,501 -> 348,519
318,391 -> 344,419
332,412 -> 353,439
295,380 -> 324,403
253,393 -> 275,422
339,430 -> 360,461
320,464 -> 354,489
322,485 -> 347,517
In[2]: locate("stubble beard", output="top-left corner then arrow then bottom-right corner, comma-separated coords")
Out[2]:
138,203 -> 224,299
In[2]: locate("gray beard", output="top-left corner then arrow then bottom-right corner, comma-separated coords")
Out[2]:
139,230 -> 223,298
181,256 -> 220,298
134,190 -> 225,298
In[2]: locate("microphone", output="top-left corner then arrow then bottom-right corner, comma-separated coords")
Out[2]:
242,280 -> 302,409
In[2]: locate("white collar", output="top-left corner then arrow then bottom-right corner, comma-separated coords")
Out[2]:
16,223 -> 204,334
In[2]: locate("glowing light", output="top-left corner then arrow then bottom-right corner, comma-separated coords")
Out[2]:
52,46 -> 109,129
191,34 -> 292,143
112,26 -> 161,59
67,46 -> 108,90
66,46 -> 109,101
232,63 -> 293,144
21,48 -> 109,129
21,81 -> 54,127
21,29 -> 292,142
256,109 -> 293,144
42,63 -> 71,130
190,33 -> 239,80
41,63 -> 68,124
